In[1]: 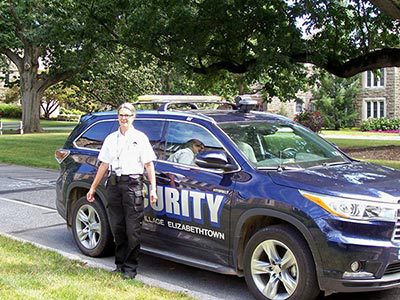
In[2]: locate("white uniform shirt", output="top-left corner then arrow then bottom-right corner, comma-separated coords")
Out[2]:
168,147 -> 195,165
98,127 -> 156,176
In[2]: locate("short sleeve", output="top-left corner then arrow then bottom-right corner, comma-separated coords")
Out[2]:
140,132 -> 157,164
98,135 -> 112,164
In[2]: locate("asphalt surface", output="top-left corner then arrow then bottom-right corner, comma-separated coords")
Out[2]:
1,163 -> 400,300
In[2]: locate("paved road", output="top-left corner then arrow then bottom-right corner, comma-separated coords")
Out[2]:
0,163 -> 400,300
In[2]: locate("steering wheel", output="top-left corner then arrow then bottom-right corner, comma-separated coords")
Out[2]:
280,148 -> 297,159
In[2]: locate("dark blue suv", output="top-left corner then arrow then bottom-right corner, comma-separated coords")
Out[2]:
55,96 -> 400,300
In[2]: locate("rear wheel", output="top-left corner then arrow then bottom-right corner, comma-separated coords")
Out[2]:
71,196 -> 113,257
243,225 -> 319,300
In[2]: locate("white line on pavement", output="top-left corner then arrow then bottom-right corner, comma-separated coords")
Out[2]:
0,196 -> 56,212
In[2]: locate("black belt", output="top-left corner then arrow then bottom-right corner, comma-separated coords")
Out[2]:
116,174 -> 142,182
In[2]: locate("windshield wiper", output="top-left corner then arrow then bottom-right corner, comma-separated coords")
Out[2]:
322,161 -> 353,167
258,166 -> 303,171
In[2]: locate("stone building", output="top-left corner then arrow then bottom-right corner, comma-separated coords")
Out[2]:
355,67 -> 400,124
241,90 -> 313,120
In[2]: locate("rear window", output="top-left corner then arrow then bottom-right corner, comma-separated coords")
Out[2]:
74,120 -> 115,150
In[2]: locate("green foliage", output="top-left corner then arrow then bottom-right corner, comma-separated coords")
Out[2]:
1,85 -> 20,104
0,103 -> 22,118
360,118 -> 400,131
110,1 -> 400,79
294,110 -> 324,132
67,49 -> 241,110
59,107 -> 84,115
312,70 -> 359,130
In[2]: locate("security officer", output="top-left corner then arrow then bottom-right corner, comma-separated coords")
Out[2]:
87,102 -> 157,279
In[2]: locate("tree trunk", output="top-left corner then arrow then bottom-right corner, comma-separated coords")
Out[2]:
21,88 -> 42,132
19,47 -> 43,133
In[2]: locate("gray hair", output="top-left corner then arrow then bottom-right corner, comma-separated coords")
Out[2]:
117,102 -> 136,115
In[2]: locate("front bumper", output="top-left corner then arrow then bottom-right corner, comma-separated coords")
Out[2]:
314,217 -> 400,293
321,271 -> 400,293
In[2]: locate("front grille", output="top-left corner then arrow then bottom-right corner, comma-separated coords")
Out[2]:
392,202 -> 400,242
385,262 -> 400,275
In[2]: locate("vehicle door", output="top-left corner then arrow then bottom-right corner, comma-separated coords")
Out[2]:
142,119 -> 237,266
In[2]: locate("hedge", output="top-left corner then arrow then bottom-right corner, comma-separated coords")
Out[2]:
0,104 -> 22,118
360,118 -> 400,131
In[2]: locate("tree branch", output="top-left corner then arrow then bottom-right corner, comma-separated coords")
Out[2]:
369,0 -> 400,19
293,48 -> 400,77
0,48 -> 23,72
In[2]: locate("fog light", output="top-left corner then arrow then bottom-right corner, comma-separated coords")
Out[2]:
350,261 -> 361,272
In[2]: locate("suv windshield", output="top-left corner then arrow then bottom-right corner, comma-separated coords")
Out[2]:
219,121 -> 349,169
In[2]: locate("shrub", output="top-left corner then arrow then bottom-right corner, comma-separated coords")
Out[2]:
294,110 -> 324,132
59,107 -> 84,115
360,118 -> 400,131
0,103 -> 22,118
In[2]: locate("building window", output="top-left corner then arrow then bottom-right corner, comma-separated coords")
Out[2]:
365,68 -> 385,88
363,98 -> 386,119
295,100 -> 303,113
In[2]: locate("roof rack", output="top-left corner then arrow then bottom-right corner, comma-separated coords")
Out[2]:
135,95 -> 236,111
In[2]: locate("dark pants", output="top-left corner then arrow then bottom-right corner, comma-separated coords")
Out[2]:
107,175 -> 144,275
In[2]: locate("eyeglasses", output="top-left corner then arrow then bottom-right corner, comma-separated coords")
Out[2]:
118,114 -> 133,118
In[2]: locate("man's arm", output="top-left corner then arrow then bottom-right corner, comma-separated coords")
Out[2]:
87,162 -> 109,202
144,161 -> 157,204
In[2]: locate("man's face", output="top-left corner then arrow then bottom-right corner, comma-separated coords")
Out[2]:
192,143 -> 204,154
118,108 -> 135,129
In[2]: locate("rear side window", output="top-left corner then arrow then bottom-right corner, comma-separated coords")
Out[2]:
134,119 -> 165,158
134,119 -> 165,143
75,120 -> 115,150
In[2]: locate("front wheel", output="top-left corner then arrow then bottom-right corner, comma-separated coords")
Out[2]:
243,225 -> 319,300
71,196 -> 113,257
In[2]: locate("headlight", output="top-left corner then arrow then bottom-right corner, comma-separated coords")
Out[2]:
300,190 -> 398,222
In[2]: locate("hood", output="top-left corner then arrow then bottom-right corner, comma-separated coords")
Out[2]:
268,162 -> 400,200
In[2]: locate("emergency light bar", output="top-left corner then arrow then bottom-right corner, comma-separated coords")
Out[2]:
135,94 -> 235,111
137,95 -> 223,103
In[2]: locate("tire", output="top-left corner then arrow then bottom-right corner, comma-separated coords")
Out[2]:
71,196 -> 114,257
243,225 -> 320,300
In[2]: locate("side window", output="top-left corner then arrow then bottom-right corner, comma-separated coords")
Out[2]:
134,119 -> 165,158
75,120 -> 115,150
164,121 -> 223,166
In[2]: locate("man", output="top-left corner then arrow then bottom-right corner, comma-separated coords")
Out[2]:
86,102 -> 157,280
167,138 -> 204,165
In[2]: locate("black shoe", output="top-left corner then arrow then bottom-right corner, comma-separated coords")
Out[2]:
123,272 -> 136,280
111,267 -> 123,273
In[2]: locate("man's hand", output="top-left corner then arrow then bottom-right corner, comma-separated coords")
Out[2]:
87,188 -> 96,202
150,189 -> 157,205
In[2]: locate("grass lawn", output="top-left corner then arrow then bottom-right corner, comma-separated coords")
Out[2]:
0,235 -> 192,300
1,118 -> 77,129
326,138 -> 400,169
321,128 -> 400,136
326,138 -> 400,148
0,133 -> 68,169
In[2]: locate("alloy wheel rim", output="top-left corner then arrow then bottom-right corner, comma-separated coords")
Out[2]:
251,239 -> 298,300
75,204 -> 101,249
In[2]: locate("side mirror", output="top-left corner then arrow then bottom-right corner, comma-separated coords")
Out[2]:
195,150 -> 237,172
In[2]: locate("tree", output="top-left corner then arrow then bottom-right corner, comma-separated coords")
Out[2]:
68,49 -> 242,109
40,83 -> 77,119
92,1 -> 399,88
2,0 -> 400,132
312,70 -> 360,130
0,1 -> 109,132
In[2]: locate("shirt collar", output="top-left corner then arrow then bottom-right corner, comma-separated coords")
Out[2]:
117,126 -> 135,138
